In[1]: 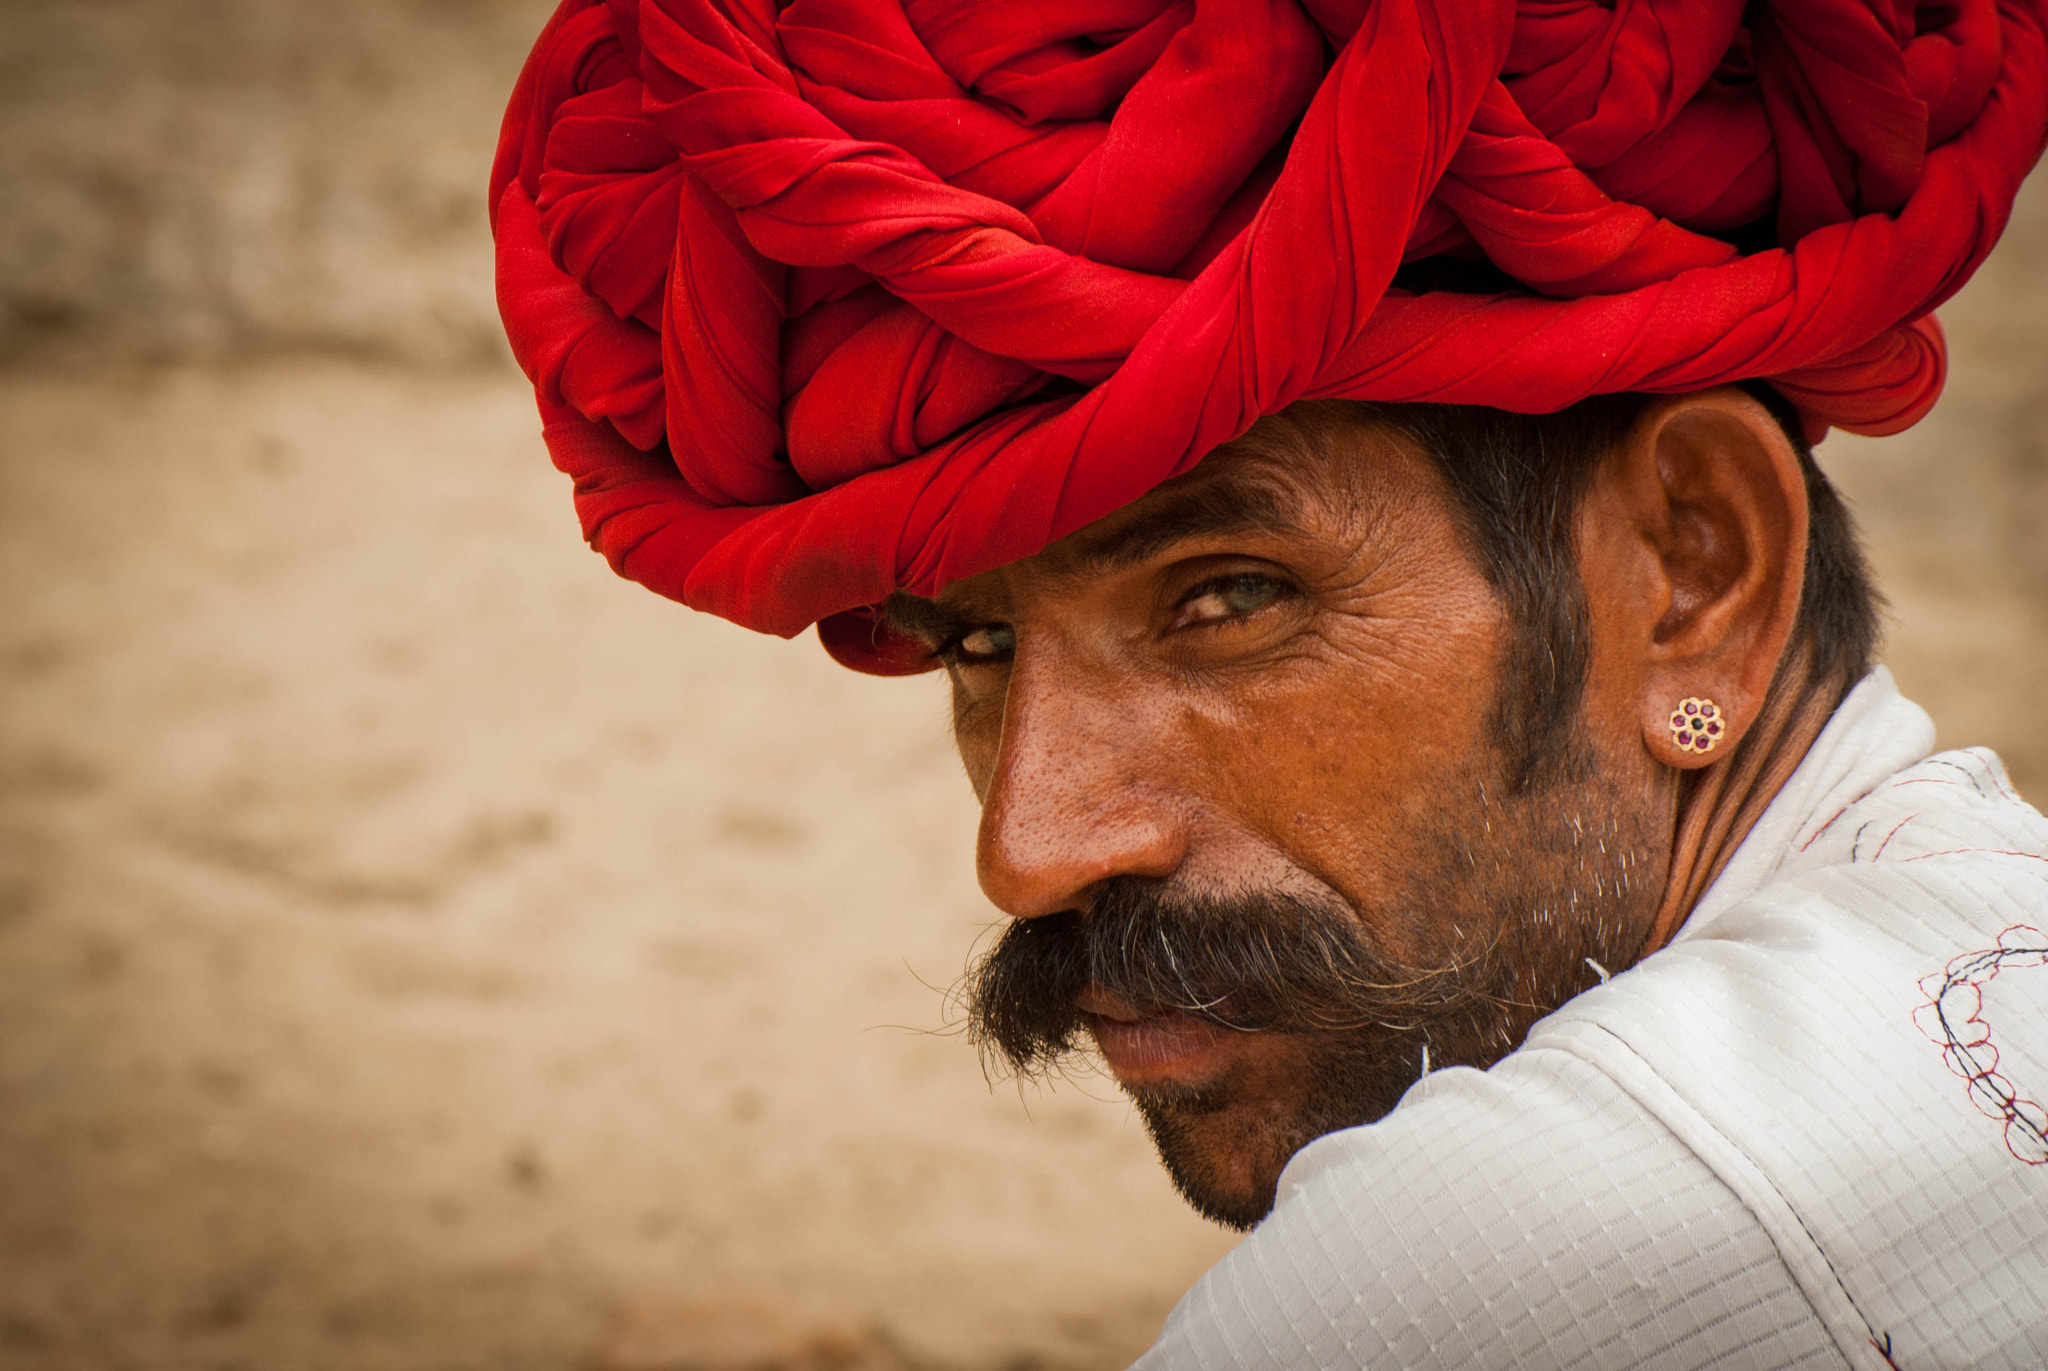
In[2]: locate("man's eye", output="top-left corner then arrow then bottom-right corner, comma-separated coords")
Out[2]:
1179,573 -> 1286,624
944,624 -> 1016,664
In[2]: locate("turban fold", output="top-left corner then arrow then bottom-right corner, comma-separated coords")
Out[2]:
491,0 -> 2048,672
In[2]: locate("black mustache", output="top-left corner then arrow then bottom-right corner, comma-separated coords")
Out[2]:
963,878 -> 1513,1078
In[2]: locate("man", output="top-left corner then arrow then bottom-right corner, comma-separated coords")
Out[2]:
492,2 -> 2048,1365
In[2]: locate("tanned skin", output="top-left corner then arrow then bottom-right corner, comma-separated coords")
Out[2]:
895,388 -> 1819,1224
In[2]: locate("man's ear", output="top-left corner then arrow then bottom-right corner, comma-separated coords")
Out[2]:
1577,388 -> 1809,769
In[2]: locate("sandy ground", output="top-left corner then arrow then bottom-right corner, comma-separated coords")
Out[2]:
0,4 -> 2044,1368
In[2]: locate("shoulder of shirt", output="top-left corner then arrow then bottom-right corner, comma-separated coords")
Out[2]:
1774,743 -> 2047,892
1664,742 -> 2048,981
1675,667 -> 2047,943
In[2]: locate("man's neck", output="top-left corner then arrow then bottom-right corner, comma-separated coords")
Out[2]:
1640,647 -> 1845,957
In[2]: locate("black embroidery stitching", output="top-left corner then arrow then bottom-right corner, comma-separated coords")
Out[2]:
1922,756 -> 1990,798
1914,925 -> 2048,1166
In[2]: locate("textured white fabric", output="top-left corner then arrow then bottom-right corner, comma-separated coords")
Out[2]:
1136,669 -> 2048,1369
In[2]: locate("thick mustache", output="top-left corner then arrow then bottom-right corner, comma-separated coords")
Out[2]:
962,879 -> 1512,1078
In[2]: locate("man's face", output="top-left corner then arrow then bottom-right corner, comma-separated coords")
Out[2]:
897,419 -> 1672,1228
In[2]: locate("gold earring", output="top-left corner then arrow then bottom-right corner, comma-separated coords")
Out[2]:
1669,697 -> 1725,754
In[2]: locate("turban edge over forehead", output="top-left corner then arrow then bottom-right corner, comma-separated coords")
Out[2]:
491,0 -> 2048,672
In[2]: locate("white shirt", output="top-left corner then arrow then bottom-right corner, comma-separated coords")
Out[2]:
1136,669 -> 2048,1369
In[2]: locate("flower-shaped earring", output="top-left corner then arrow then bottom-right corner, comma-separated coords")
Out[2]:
1669,697 -> 1725,754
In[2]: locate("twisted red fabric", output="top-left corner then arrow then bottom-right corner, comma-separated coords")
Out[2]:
492,0 -> 2048,671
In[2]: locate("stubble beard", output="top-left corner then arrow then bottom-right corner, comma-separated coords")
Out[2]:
964,739 -> 1665,1231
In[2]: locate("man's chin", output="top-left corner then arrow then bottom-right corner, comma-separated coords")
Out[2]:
1128,1077 -> 1305,1231
1115,1029 -> 1426,1231
1080,1014 -> 1294,1226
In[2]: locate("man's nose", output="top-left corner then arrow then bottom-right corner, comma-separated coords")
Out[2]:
974,656 -> 1185,919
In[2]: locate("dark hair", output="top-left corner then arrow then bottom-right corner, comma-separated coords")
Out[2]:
1337,385 -> 1881,791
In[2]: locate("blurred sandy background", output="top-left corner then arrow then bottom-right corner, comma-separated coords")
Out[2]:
0,4 -> 2042,1369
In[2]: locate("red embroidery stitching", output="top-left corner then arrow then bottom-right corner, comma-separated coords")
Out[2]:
1800,803 -> 1854,852
1898,848 -> 2048,865
1914,926 -> 2048,1165
1869,816 -> 1916,862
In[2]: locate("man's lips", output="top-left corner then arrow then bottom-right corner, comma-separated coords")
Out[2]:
1077,986 -> 1235,1086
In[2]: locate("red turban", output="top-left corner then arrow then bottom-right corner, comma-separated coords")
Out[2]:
491,0 -> 2048,672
